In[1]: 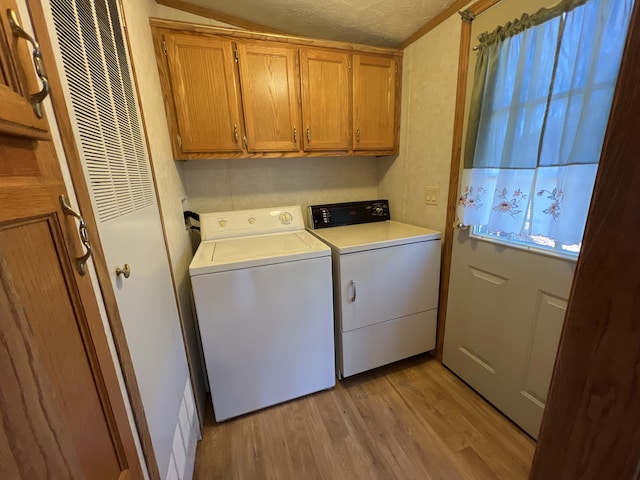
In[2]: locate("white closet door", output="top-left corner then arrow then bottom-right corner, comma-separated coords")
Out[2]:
45,0 -> 192,475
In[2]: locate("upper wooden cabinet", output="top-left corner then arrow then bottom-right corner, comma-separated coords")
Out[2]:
300,49 -> 351,151
237,42 -> 301,152
353,54 -> 398,151
164,33 -> 244,153
0,2 -> 49,139
152,20 -> 402,159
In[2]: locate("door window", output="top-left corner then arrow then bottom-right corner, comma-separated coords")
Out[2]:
459,0 -> 634,257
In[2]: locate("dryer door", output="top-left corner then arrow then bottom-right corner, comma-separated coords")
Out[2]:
337,240 -> 440,332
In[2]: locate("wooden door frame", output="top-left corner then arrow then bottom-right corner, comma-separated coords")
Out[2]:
530,1 -> 640,476
439,0 -> 640,476
27,3 -> 161,479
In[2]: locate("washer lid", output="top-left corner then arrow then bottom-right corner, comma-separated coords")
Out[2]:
189,230 -> 330,275
308,220 -> 441,254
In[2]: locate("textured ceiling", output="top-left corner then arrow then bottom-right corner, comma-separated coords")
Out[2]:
179,0 -> 460,47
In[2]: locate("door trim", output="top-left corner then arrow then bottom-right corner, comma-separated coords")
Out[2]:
531,2 -> 640,476
28,3 -> 160,479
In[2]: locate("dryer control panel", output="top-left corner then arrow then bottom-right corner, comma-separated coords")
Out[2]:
308,200 -> 390,229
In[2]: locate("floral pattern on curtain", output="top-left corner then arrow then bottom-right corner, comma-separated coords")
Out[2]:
459,0 -> 633,246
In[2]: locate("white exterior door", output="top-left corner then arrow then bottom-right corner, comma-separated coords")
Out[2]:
442,0 -> 573,439
42,0 -> 196,476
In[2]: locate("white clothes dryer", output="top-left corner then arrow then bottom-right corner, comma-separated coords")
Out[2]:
308,200 -> 442,378
190,206 -> 335,421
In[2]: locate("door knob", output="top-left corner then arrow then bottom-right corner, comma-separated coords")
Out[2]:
454,220 -> 469,230
115,264 -> 131,278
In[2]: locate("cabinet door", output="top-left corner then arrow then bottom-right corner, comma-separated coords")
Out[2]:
338,240 -> 440,333
165,33 -> 243,153
300,49 -> 350,151
0,3 -> 144,476
0,1 -> 48,138
237,42 -> 301,152
353,54 -> 397,151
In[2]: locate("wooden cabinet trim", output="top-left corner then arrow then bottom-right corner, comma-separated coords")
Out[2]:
169,149 -> 396,160
150,18 -> 403,57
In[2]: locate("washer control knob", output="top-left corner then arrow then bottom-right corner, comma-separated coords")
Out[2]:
374,206 -> 383,214
248,217 -> 256,224
279,211 -> 293,225
218,219 -> 227,227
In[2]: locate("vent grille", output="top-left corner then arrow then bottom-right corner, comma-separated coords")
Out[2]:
51,0 -> 154,222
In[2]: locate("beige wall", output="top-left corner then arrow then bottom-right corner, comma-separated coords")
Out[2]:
378,13 -> 463,236
183,157 -> 378,218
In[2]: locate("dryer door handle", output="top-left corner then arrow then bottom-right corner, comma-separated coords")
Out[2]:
350,280 -> 357,302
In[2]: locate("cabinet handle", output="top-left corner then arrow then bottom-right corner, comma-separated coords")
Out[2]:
7,9 -> 50,119
293,126 -> 297,145
356,128 -> 361,144
233,124 -> 239,144
59,194 -> 92,276
350,280 -> 357,302
243,134 -> 248,149
307,127 -> 311,143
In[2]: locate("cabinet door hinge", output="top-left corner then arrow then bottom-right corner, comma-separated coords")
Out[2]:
177,134 -> 182,148
162,39 -> 167,56
234,49 -> 239,63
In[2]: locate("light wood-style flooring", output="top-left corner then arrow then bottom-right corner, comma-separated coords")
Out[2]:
193,355 -> 535,479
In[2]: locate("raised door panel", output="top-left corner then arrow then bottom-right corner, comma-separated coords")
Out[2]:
0,220 -> 122,480
443,229 -> 573,439
338,240 -> 440,333
353,54 -> 397,151
237,42 -> 301,152
300,49 -> 350,151
0,131 -> 143,478
0,0 -> 49,138
165,33 -> 243,153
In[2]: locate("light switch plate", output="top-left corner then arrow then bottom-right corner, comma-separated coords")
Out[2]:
424,186 -> 440,206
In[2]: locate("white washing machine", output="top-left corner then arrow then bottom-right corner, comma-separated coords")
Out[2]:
308,200 -> 442,378
189,205 -> 335,421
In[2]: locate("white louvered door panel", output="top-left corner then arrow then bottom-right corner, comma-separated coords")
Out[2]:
50,0 -> 153,222
44,0 -> 193,477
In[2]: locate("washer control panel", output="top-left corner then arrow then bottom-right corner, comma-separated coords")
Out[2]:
200,205 -> 303,240
308,200 -> 390,229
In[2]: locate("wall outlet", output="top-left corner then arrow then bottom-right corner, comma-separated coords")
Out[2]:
424,186 -> 440,206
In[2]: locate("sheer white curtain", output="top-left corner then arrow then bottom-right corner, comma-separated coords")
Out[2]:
459,0 -> 633,245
